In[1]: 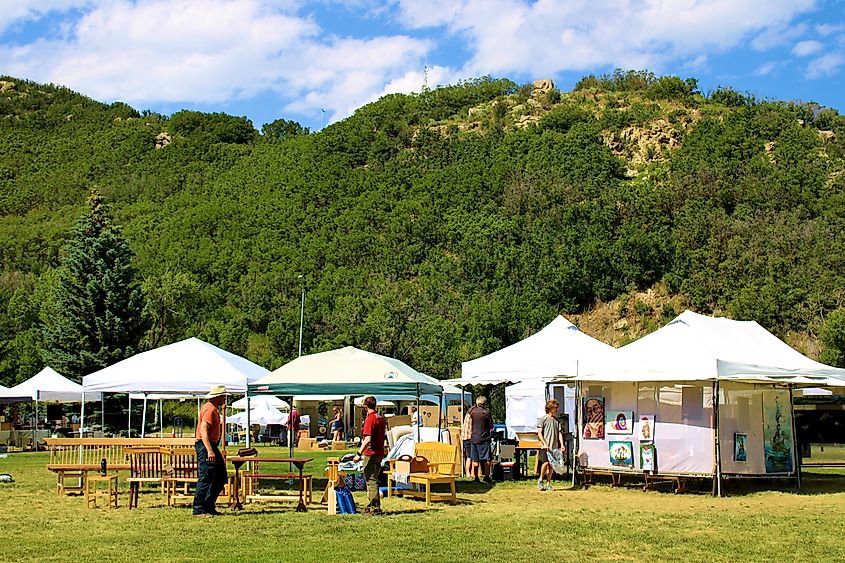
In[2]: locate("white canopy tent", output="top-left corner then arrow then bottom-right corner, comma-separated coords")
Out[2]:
82,337 -> 270,438
567,310 -> 845,494
452,315 -> 615,386
505,379 -> 576,439
229,403 -> 287,427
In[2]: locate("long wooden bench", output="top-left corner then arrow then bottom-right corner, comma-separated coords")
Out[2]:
387,441 -> 458,506
243,471 -> 314,504
45,437 -> 195,495
580,467 -> 689,493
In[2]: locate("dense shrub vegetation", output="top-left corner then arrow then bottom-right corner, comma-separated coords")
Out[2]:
1,71 -> 844,385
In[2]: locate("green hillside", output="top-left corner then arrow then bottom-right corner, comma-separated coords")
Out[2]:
1,71 -> 844,384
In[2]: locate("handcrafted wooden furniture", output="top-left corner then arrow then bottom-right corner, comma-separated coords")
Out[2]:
126,446 -> 169,509
85,474 -> 119,509
642,473 -> 689,493
45,437 -> 194,495
229,456 -> 313,512
323,457 -> 342,515
387,441 -> 458,506
162,447 -> 199,506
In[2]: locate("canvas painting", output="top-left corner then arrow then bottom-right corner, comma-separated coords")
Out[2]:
607,411 -> 635,435
640,443 -> 656,471
609,441 -> 634,468
734,432 -> 747,462
582,396 -> 605,439
637,414 -> 655,441
763,389 -> 793,473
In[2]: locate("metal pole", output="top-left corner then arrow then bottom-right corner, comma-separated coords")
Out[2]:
298,276 -> 305,357
79,392 -> 84,464
101,394 -> 105,434
460,386 -> 466,476
572,379 -> 579,488
416,384 -> 421,442
437,392 -> 443,441
34,394 -> 38,450
141,396 -> 147,438
789,385 -> 801,489
713,380 -> 722,497
128,396 -> 132,437
245,395 -> 251,448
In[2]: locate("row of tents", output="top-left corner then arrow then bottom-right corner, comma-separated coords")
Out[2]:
2,309 -> 845,491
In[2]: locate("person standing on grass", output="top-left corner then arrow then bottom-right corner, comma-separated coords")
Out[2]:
193,385 -> 228,517
288,404 -> 301,447
470,396 -> 494,483
331,406 -> 345,442
537,399 -> 564,491
461,403 -> 476,478
354,396 -> 386,515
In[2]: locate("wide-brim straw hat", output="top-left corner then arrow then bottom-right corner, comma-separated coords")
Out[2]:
205,384 -> 227,398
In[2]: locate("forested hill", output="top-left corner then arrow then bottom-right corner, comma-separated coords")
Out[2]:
1,71 -> 844,385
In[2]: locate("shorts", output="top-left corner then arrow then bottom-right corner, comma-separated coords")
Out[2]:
462,439 -> 471,459
537,448 -> 549,466
469,441 -> 491,462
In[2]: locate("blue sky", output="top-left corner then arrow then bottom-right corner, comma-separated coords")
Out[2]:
1,1 -> 843,131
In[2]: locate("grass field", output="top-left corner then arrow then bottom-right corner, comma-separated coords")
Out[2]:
1,447 -> 844,562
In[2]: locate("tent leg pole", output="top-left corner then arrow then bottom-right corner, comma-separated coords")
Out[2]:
713,380 -> 722,498
128,396 -> 131,438
416,385 -> 421,442
437,392 -> 443,442
460,387 -> 465,476
572,380 -> 579,489
245,395 -> 251,448
101,395 -> 105,434
789,385 -> 801,489
79,392 -> 85,464
141,396 -> 147,438
34,396 -> 38,450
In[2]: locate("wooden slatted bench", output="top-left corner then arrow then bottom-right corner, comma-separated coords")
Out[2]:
45,437 -> 195,495
387,441 -> 458,506
243,468 -> 313,504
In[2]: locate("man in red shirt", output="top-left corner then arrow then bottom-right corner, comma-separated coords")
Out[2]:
353,396 -> 386,515
193,385 -> 227,516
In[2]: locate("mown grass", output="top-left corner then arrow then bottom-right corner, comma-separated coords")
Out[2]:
1,447 -> 844,562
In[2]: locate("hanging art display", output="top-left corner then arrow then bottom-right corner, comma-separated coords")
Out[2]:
640,443 -> 656,471
607,411 -> 635,435
638,414 -> 655,441
582,396 -> 605,439
763,389 -> 793,473
609,441 -> 634,468
734,432 -> 747,462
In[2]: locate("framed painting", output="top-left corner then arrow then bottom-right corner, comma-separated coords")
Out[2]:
640,443 -> 656,471
609,441 -> 634,468
607,410 -> 634,435
582,396 -> 605,439
638,414 -> 655,441
734,432 -> 747,462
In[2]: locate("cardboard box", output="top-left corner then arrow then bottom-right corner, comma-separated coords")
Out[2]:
394,455 -> 428,474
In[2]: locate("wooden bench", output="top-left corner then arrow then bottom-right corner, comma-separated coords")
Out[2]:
387,441 -> 458,506
580,468 -> 689,493
45,437 -> 195,495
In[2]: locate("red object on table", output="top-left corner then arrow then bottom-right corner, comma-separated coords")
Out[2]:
228,456 -> 314,511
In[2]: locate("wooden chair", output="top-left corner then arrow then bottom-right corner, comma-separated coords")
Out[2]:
323,457 -> 342,515
388,441 -> 458,506
162,447 -> 199,506
125,446 -> 168,509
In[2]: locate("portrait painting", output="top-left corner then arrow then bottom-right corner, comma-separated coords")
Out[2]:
582,396 -> 605,439
606,410 -> 634,435
638,414 -> 655,441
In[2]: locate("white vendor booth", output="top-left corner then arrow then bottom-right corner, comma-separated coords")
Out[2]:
567,311 -> 845,494
453,315 -> 614,438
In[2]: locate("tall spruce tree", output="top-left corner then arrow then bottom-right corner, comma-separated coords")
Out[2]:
41,190 -> 148,378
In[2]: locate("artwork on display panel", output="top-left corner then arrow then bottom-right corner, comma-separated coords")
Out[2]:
609,441 -> 634,468
734,432 -> 747,462
763,389 -> 793,473
582,396 -> 605,439
606,411 -> 634,435
640,443 -> 656,472
638,414 -> 655,441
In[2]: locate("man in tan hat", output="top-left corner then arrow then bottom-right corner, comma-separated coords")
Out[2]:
193,384 -> 227,516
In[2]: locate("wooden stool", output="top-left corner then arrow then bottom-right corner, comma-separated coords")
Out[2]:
85,474 -> 119,509
58,470 -> 86,495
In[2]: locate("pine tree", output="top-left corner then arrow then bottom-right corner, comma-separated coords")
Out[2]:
41,190 -> 148,378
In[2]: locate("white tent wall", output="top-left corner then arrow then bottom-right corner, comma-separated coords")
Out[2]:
719,382 -> 796,475
577,381 -> 716,475
505,380 -> 576,438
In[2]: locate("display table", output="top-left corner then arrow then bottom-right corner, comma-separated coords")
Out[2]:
228,456 -> 313,512
516,438 -> 542,478
85,474 -> 118,509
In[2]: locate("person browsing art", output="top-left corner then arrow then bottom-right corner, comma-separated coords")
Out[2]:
537,399 -> 565,491
469,396 -> 493,484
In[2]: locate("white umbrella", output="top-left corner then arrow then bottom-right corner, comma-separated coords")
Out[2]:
231,395 -> 289,410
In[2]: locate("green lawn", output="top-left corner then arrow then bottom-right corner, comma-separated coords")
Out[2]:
1,447 -> 844,562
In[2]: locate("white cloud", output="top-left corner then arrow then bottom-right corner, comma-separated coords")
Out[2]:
751,22 -> 808,51
754,60 -> 779,76
815,23 -> 844,37
0,0 -> 96,35
792,39 -> 823,57
397,0 -> 818,78
806,52 -> 844,78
